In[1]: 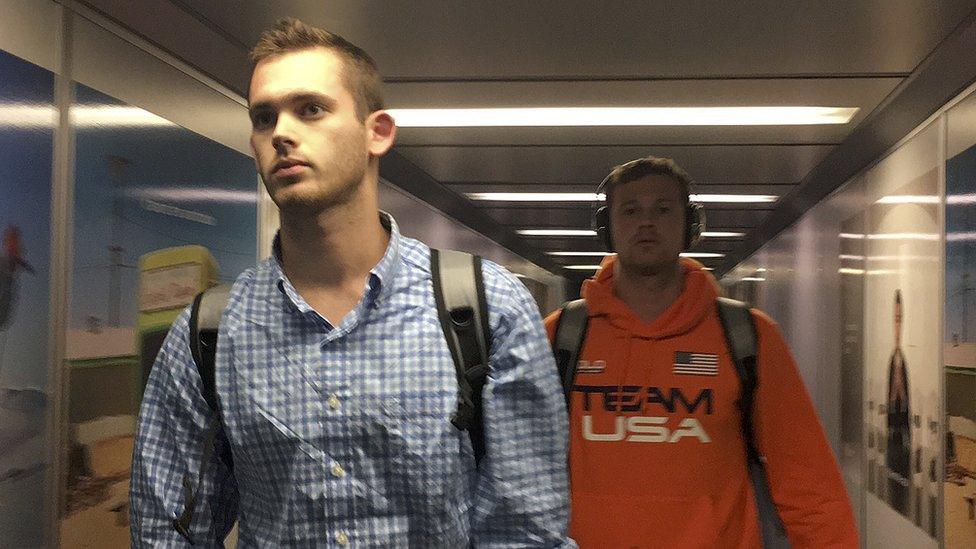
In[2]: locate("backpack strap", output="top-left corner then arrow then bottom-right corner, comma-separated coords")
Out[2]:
175,284 -> 232,543
430,249 -> 490,465
188,284 -> 231,413
716,297 -> 790,547
552,299 -> 589,408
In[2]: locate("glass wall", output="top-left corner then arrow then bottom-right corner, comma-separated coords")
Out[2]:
62,12 -> 258,548
945,89 -> 976,548
725,82 -> 976,548
0,42 -> 57,549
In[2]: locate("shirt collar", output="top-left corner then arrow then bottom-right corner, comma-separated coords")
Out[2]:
270,211 -> 402,317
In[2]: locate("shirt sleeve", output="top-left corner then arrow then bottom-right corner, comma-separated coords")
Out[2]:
129,308 -> 239,547
751,311 -> 859,548
469,268 -> 575,548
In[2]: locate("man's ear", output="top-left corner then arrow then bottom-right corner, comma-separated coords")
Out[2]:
366,110 -> 396,157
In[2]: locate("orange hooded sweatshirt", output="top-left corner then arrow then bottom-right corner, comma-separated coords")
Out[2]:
545,256 -> 858,548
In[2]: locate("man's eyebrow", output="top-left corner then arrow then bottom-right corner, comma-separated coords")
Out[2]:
248,91 -> 337,113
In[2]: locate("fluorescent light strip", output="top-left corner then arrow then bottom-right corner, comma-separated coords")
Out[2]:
948,194 -> 976,205
876,195 -> 939,204
388,106 -> 859,127
467,192 -> 778,204
517,229 -> 596,237
564,265 -> 602,270
741,277 -> 766,282
547,251 -> 611,256
840,232 -> 938,241
680,252 -> 725,258
701,231 -> 746,238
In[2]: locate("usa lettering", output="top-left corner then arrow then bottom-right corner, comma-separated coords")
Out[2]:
582,416 -> 712,443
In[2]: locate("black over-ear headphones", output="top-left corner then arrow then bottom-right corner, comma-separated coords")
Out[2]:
593,171 -> 706,252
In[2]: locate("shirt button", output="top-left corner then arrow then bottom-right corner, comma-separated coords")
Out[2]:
336,532 -> 349,545
328,394 -> 340,410
331,463 -> 345,478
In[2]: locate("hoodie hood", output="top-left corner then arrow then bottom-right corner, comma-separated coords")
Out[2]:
581,255 -> 719,339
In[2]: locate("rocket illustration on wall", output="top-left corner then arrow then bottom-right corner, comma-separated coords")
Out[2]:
0,225 -> 35,330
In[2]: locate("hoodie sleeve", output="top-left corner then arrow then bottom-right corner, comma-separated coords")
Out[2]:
751,311 -> 858,548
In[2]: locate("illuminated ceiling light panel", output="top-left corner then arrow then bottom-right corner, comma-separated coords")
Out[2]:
680,252 -> 726,258
875,195 -> 939,204
466,192 -> 778,204
756,268 -> 768,273
546,251 -> 612,256
517,229 -> 597,236
564,265 -> 602,270
700,231 -> 746,238
388,106 -> 859,127
948,194 -> 976,205
740,277 -> 766,282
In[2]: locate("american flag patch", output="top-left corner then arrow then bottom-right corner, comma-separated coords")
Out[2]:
577,360 -> 605,374
673,351 -> 719,376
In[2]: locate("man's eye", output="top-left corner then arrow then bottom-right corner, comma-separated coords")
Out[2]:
302,104 -> 325,117
251,112 -> 274,129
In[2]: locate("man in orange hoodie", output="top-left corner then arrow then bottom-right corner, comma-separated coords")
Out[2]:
544,156 -> 858,548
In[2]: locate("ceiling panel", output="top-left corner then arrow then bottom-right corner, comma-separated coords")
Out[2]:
396,145 -> 833,184
179,0 -> 976,79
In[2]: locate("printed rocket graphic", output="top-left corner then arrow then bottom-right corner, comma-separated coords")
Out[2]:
0,225 -> 34,330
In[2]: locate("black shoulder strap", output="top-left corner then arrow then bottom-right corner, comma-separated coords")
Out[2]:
430,249 -> 490,465
176,283 -> 232,543
552,299 -> 589,408
716,297 -> 790,547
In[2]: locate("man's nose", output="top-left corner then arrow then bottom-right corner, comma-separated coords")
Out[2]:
271,115 -> 299,153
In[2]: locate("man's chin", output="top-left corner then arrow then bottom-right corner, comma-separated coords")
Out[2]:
617,253 -> 676,276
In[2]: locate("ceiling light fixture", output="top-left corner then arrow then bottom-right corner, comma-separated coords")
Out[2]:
700,231 -> 746,238
680,252 -> 726,258
388,106 -> 859,127
467,192 -> 778,204
517,229 -> 597,237
564,265 -> 602,270
546,251 -> 612,256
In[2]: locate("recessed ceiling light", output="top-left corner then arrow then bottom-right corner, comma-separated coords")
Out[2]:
680,252 -> 726,258
388,106 -> 859,127
564,265 -> 602,270
467,192 -> 778,204
517,229 -> 597,236
546,251 -> 612,256
740,277 -> 766,282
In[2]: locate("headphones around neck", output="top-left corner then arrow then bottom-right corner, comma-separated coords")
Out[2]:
593,172 -> 706,252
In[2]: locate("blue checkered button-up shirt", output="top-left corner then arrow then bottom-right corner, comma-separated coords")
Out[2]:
130,213 -> 573,547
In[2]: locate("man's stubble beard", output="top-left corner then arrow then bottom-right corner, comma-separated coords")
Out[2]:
268,152 -> 369,218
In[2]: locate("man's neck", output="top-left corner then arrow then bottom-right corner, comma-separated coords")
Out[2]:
277,187 -> 389,293
613,260 -> 684,324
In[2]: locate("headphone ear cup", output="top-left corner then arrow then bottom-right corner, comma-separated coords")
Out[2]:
594,206 -> 613,251
685,203 -> 705,249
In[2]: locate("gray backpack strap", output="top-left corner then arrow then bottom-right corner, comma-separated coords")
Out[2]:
188,284 -> 232,413
552,299 -> 589,408
716,297 -> 790,548
430,249 -> 490,464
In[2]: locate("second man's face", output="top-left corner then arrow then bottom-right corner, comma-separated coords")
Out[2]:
248,47 -> 370,214
610,175 -> 687,274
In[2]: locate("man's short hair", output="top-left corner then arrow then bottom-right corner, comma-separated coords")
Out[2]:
601,156 -> 694,206
250,18 -> 385,119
